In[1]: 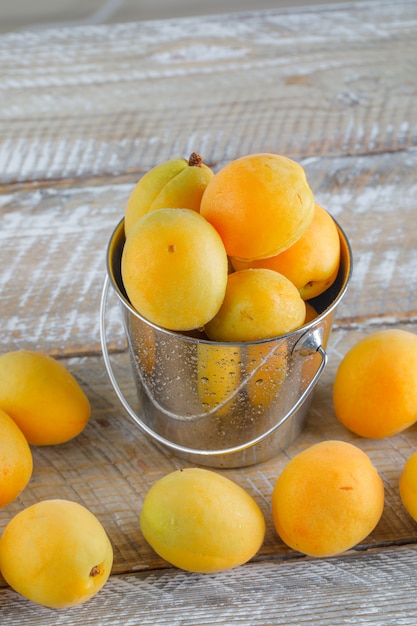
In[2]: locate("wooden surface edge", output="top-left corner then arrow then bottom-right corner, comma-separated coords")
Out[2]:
2,544 -> 417,624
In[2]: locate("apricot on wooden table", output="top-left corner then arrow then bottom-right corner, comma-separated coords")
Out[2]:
140,467 -> 265,573
272,440 -> 384,557
333,329 -> 417,438
0,350 -> 91,446
0,499 -> 113,608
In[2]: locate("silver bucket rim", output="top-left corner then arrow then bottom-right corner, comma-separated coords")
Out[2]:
100,215 -> 352,460
105,216 -> 352,348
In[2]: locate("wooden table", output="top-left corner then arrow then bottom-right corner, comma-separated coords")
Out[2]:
1,0 -> 417,623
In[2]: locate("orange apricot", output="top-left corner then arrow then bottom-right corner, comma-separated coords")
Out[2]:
246,343 -> 287,409
200,153 -> 315,261
272,440 -> 384,557
333,329 -> 417,438
304,302 -> 318,324
232,204 -> 340,300
204,268 -> 306,342
0,408 -> 33,507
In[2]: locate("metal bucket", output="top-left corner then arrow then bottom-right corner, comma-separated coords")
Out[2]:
100,217 -> 352,468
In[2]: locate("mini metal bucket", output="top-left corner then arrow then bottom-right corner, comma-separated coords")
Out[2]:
100,217 -> 352,468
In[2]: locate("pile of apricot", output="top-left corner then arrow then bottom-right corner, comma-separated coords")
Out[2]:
0,350 -> 113,609
121,152 -> 341,340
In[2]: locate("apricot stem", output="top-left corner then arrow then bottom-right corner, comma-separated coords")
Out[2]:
89,565 -> 101,577
188,152 -> 203,167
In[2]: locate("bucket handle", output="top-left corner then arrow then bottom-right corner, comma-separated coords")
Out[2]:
100,275 -> 328,458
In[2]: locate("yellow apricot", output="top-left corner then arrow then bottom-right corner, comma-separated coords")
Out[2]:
304,301 -> 318,324
0,350 -> 91,446
200,153 -> 315,261
125,152 -> 213,238
140,468 -> 265,573
246,343 -> 287,409
0,499 -> 113,608
204,268 -> 306,342
272,440 -> 384,557
333,329 -> 417,438
231,204 -> 340,300
122,208 -> 228,331
0,408 -> 32,507
197,344 -> 241,414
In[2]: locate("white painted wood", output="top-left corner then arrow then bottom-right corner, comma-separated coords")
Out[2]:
0,1 -> 415,184
2,546 -> 417,624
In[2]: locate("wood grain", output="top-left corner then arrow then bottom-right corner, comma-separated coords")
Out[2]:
0,1 -> 416,185
2,545 -> 417,625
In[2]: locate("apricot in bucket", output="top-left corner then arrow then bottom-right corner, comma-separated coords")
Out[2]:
122,208 -> 228,331
124,152 -> 213,238
200,153 -> 315,261
232,203 -> 340,300
204,268 -> 306,342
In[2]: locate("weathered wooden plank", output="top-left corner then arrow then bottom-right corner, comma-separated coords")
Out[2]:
0,0 -> 416,184
2,150 -> 416,355
2,543 -> 417,624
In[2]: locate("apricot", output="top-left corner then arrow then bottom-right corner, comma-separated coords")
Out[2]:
272,440 -> 384,557
246,343 -> 287,409
197,344 -> 241,414
232,204 -> 340,300
0,408 -> 33,507
0,499 -> 113,608
122,208 -> 228,331
140,468 -> 265,573
124,152 -> 213,238
333,329 -> 417,438
304,301 -> 318,324
204,268 -> 306,342
0,350 -> 91,446
399,451 -> 417,523
200,153 -> 315,261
